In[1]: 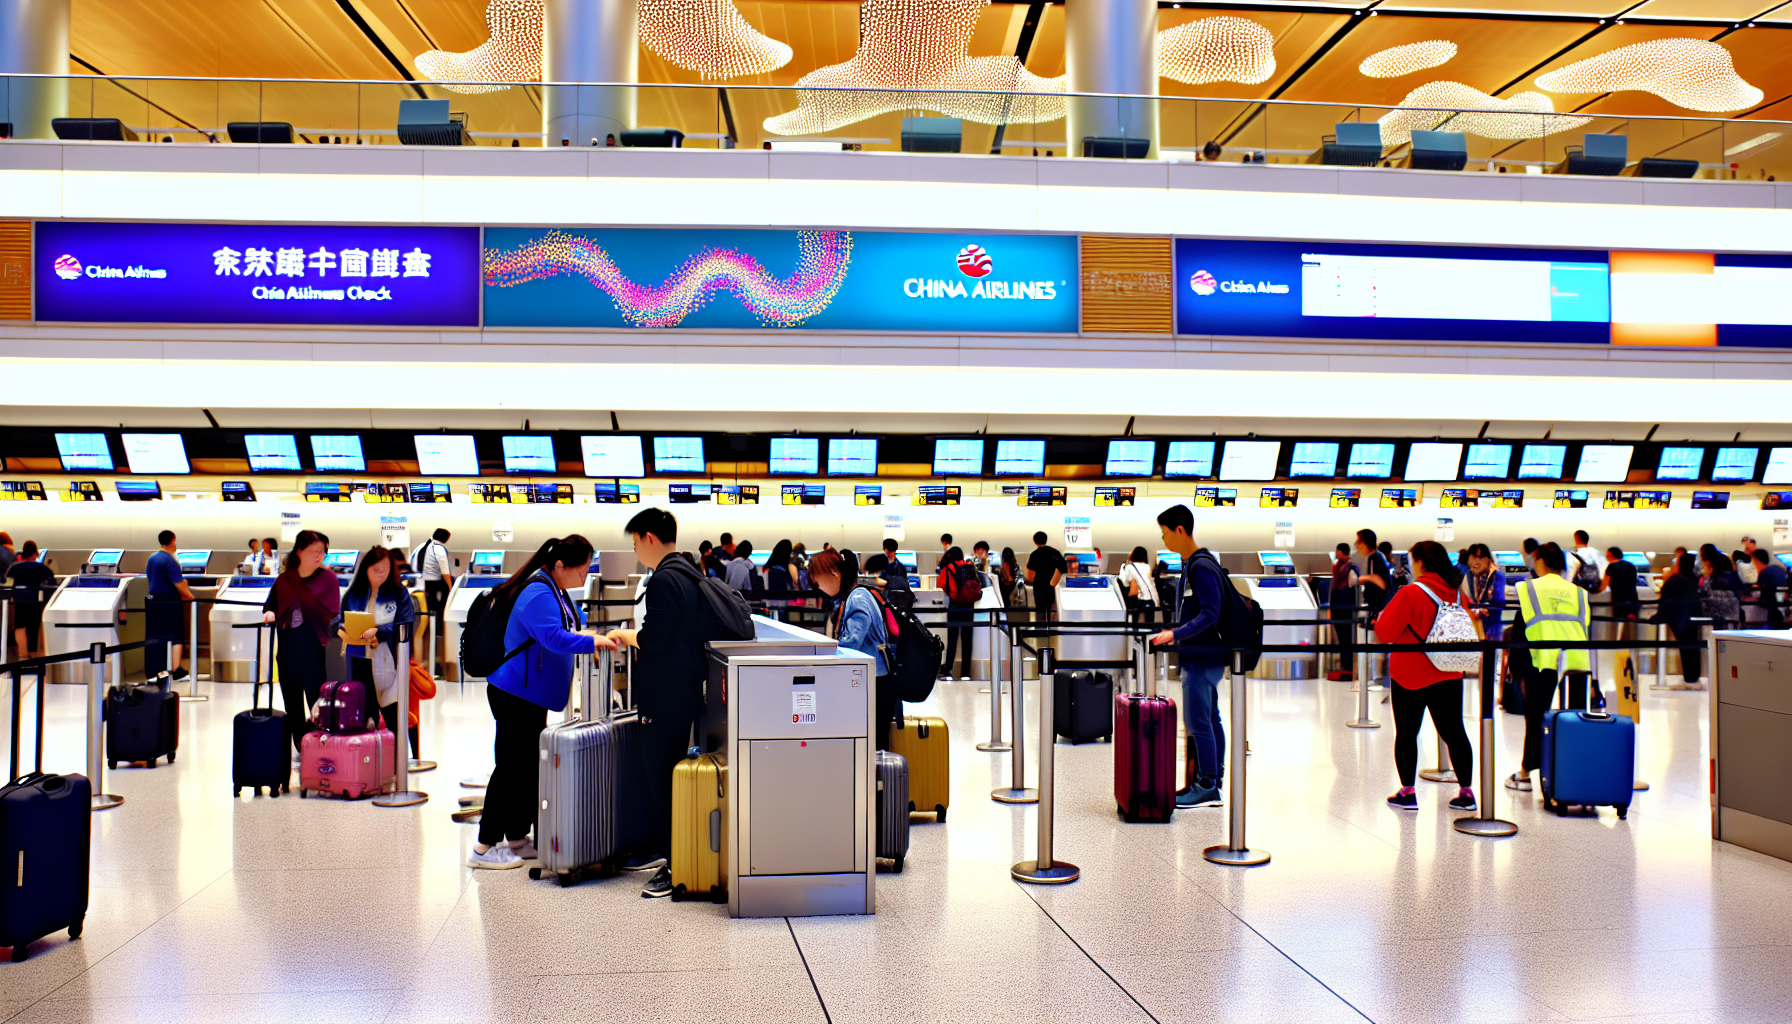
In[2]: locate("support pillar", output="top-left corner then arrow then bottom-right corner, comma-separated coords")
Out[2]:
542,0 -> 636,147
1063,0 -> 1157,158
0,0 -> 68,140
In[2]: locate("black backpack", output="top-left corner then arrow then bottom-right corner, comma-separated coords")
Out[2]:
655,555 -> 756,642
459,576 -> 550,678
1191,552 -> 1265,672
863,585 -> 943,702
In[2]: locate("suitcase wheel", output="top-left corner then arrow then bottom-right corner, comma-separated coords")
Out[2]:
10,943 -> 26,962
107,761 -> 117,770
1104,734 -> 1112,743
529,868 -> 543,880
299,789 -> 308,798
1617,804 -> 1629,820
892,856 -> 904,874
907,799 -> 916,813
934,805 -> 947,823
167,751 -> 176,763
68,919 -> 83,940
556,870 -> 581,888
671,884 -> 686,902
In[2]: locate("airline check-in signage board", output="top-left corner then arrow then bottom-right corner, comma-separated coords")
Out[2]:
482,228 -> 1078,333
34,222 -> 481,326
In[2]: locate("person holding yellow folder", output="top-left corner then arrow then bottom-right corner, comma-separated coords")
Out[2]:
332,545 -> 417,739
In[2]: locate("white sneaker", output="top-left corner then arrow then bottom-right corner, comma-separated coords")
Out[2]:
508,841 -> 539,861
467,844 -> 525,870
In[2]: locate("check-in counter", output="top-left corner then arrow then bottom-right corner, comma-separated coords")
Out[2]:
1712,631 -> 1792,863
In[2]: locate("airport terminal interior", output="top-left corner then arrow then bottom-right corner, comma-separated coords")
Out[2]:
5,0 -> 1792,1021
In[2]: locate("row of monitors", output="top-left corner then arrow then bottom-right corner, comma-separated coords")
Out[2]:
42,432 -> 1792,484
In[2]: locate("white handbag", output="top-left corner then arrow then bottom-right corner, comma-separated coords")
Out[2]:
1417,583 -> 1481,673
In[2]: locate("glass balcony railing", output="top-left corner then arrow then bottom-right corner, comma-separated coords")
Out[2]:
0,74 -> 1785,182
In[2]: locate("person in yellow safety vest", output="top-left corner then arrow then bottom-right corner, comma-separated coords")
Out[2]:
1505,543 -> 1592,795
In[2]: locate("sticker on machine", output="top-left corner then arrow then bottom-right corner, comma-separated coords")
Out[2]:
792,688 -> 817,724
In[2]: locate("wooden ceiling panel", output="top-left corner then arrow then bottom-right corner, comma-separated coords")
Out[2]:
1510,23 -> 1780,119
72,0 -> 391,79
1281,15 -> 1595,108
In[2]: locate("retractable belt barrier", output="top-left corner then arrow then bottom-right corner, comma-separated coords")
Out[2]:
7,634 -> 154,811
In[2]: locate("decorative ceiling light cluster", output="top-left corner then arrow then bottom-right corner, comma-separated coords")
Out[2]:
1536,38 -> 1762,112
415,0 -> 542,93
1358,40 -> 1457,79
764,0 -> 1065,136
1156,16 -> 1276,86
1377,81 -> 1592,146
414,0 -> 791,90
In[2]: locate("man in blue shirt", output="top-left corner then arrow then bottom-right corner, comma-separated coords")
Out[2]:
144,530 -> 194,679
1751,549 -> 1786,628
1148,504 -> 1228,809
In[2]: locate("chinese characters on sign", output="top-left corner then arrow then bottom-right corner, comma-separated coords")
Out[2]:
211,246 -> 433,279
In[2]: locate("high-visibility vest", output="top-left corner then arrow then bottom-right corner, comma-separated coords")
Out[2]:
1518,573 -> 1590,674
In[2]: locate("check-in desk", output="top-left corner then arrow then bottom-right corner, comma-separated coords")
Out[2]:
209,575 -> 277,681
1712,631 -> 1792,862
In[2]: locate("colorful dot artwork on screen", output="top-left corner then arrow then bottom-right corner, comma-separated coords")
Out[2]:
483,230 -> 853,327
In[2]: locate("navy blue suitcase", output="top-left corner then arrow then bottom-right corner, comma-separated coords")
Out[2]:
1540,709 -> 1635,818
233,681 -> 290,796
1054,671 -> 1114,744
2,674 -> 90,962
106,681 -> 179,768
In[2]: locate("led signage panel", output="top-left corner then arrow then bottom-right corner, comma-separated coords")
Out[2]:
581,436 -> 645,478
55,433 -> 113,472
1712,447 -> 1758,483
122,434 -> 190,475
1288,442 -> 1339,478
1346,443 -> 1395,479
1655,446 -> 1705,482
1164,441 -> 1216,478
1518,445 -> 1568,480
827,439 -> 878,476
1464,444 -> 1513,480
245,434 -> 302,472
501,436 -> 556,474
933,439 -> 984,476
1104,440 -> 1155,477
769,438 -> 821,476
415,435 -> 479,476
994,440 -> 1046,477
35,222 -> 479,326
653,437 -> 706,474
310,435 -> 365,472
1219,441 -> 1280,481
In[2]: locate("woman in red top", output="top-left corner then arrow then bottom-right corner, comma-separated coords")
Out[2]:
261,530 -> 341,754
1374,540 -> 1476,813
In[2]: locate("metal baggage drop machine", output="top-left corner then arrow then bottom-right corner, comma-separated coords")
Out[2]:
1242,552 -> 1320,679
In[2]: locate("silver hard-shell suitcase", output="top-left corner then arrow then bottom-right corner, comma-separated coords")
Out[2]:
531,649 -> 638,886
876,750 -> 909,873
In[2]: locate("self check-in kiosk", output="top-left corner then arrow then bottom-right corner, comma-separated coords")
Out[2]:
968,569 -> 1005,681
44,550 -> 129,683
210,574 -> 277,681
1055,574 -> 1127,665
443,550 -> 507,681
1241,552 -> 1319,678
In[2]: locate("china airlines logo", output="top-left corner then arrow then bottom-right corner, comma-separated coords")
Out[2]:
956,244 -> 993,278
1188,270 -> 1217,296
53,255 -> 83,280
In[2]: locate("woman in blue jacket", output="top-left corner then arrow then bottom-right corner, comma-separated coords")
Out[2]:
469,535 -> 613,870
811,549 -> 896,748
332,545 -> 417,736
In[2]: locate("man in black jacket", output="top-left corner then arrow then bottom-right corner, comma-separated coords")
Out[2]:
607,507 -> 706,898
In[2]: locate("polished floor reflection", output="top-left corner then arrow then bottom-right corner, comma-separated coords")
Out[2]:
3,657 -> 1785,1024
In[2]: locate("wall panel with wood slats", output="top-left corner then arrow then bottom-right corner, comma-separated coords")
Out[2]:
0,222 -> 29,321
1080,235 -> 1172,334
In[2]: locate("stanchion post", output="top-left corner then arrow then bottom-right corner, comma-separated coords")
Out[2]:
1419,731 -> 1456,783
88,642 -> 123,810
1013,647 -> 1077,884
1204,650 -> 1269,866
977,611 -> 1009,753
992,629 -> 1035,802
180,602 -> 206,701
375,624 -> 427,807
1346,611 -> 1379,729
1455,646 -> 1517,837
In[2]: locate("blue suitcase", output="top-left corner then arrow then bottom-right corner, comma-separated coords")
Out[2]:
1540,709 -> 1635,818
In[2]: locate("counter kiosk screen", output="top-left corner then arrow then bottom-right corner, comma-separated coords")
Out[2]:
369,483 -> 406,503
1553,489 -> 1590,509
1495,551 -> 1526,574
1440,488 -> 1478,508
669,483 -> 711,504
1778,553 -> 1792,571
501,436 -> 556,474
1656,446 -> 1705,482
1330,487 -> 1360,508
176,550 -> 210,573
408,482 -> 451,503
749,551 -> 771,567
1094,486 -> 1135,507
1518,444 -> 1567,480
1623,552 -> 1653,570
1380,487 -> 1419,508
1576,444 -> 1634,483
1604,490 -> 1668,509
1258,551 -> 1295,575
0,481 -> 46,501
245,434 -> 302,472
88,549 -> 123,568
1346,443 -> 1395,479
115,480 -> 161,501
1164,441 -> 1216,478
1259,487 -> 1297,508
55,432 -> 113,472
1289,442 -> 1339,478
580,436 -> 645,478
471,551 -> 505,570
1712,447 -> 1758,482
893,550 -> 917,572
1691,491 -> 1730,509
1765,492 -> 1792,510
521,483 -> 571,503
310,435 -> 365,472
323,550 -> 358,572
122,434 -> 191,474
593,482 -> 641,504
66,481 -> 103,501
1404,443 -> 1463,482
932,439 -> 984,476
915,485 -> 960,505
854,485 -> 881,505
221,480 -> 255,502
1065,552 -> 1099,575
1489,489 -> 1524,508
769,438 -> 820,476
1220,441 -> 1279,481
1025,485 -> 1066,506
469,482 -> 512,503
1464,444 -> 1513,480
780,484 -> 825,505
1104,439 -> 1155,477
715,485 -> 759,506
994,440 -> 1046,477
1157,550 -> 1182,572
1762,448 -> 1792,485
1194,487 -> 1236,507
653,436 -> 706,474
828,438 -> 878,476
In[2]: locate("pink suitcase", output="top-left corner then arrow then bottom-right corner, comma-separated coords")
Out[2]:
317,680 -> 372,735
299,728 -> 396,799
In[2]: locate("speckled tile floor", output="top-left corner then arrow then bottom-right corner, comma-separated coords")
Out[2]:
4,651 -> 1788,1024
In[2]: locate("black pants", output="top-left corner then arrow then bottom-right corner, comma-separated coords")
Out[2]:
1521,669 -> 1588,773
276,628 -> 325,754
638,711 -> 697,858
1391,680 -> 1474,789
941,603 -> 974,679
479,685 -> 547,846
424,580 -> 449,658
143,597 -> 183,676
1330,599 -> 1358,671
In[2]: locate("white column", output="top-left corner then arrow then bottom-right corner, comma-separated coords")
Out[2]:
541,0 -> 637,147
1064,0 -> 1157,158
0,0 -> 68,140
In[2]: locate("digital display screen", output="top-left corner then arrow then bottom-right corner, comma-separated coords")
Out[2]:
1164,441 -> 1216,478
466,551 -> 502,569
769,437 -> 820,476
1765,492 -> 1792,510
220,480 -> 254,501
915,485 -> 961,505
1104,439 -> 1156,477
1763,448 -> 1792,485
1330,487 -> 1361,508
88,549 -> 124,566
1623,553 -> 1653,569
327,550 -> 360,571
1158,550 -> 1182,572
1288,442 -> 1339,478
854,484 -> 882,505
1604,490 -> 1669,509
1575,444 -> 1634,483
305,482 -> 351,502
120,434 -> 190,475
1712,447 -> 1758,483
1093,486 -> 1135,507
580,436 -> 645,478
501,436 -> 556,474
1655,446 -> 1705,482
310,435 -> 365,472
415,435 -> 479,476
1194,487 -> 1237,507
592,482 -> 640,503
1346,443 -> 1395,479
933,439 -> 984,476
468,482 -> 510,503
653,436 -> 706,474
1258,551 -> 1295,569
1024,485 -> 1066,506
714,484 -> 759,505
408,481 -> 451,503
1518,444 -> 1567,480
1380,488 -> 1419,508
1404,443 -> 1463,482
245,434 -> 302,472
669,483 -> 711,503
115,480 -> 161,500
1440,488 -> 1478,508
176,550 -> 210,572
1259,487 -> 1298,507
1464,444 -> 1513,480
1691,491 -> 1730,510
994,440 -> 1046,477
828,438 -> 878,476
1489,489 -> 1524,508
1064,552 -> 1100,575
780,483 -> 826,506
1220,441 -> 1280,481
1553,489 -> 1590,509
56,433 -> 114,472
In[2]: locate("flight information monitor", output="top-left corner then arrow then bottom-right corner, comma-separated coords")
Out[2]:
1763,447 -> 1792,485
1554,489 -> 1590,509
1164,441 -> 1216,478
310,435 -> 365,472
1463,444 -> 1513,480
1330,487 -> 1361,508
827,438 -> 878,476
1258,551 -> 1295,574
407,481 -> 451,503
1104,439 -> 1156,477
221,480 -> 255,502
1656,446 -> 1705,482
1440,488 -> 1478,508
1380,487 -> 1419,508
1219,440 -> 1280,481
55,433 -> 113,472
1517,444 -> 1567,480
580,435 -> 645,478
115,480 -> 161,501
932,439 -> 984,476
500,436 -> 555,474
1194,487 -> 1237,507
415,435 -> 479,476
994,440 -> 1046,477
669,483 -> 712,503
769,438 -> 820,476
1346,443 -> 1395,479
122,434 -> 190,475
245,434 -> 302,472
1576,444 -> 1634,483
1404,443 -> 1463,482
653,436 -> 706,474
853,484 -> 881,505
1288,442 -> 1339,478
1691,491 -> 1730,509
1712,447 -> 1758,483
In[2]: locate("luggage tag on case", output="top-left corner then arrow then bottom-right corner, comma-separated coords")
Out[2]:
317,759 -> 336,775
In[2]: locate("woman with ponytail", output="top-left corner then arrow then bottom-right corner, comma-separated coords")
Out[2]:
469,534 -> 615,871
260,529 -> 337,755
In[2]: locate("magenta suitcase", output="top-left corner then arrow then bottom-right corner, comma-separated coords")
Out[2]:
298,729 -> 395,799
317,680 -> 371,735
1114,693 -> 1177,823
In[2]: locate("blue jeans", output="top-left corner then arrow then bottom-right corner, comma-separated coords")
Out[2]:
1181,663 -> 1226,782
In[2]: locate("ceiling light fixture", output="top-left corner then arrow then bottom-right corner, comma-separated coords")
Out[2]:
1358,40 -> 1457,79
1536,38 -> 1762,112
1157,16 -> 1277,86
1378,81 -> 1592,146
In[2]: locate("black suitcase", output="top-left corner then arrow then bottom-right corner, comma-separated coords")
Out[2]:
876,750 -> 910,873
2,672 -> 91,962
1054,670 -> 1114,744
106,681 -> 179,768
233,680 -> 289,796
